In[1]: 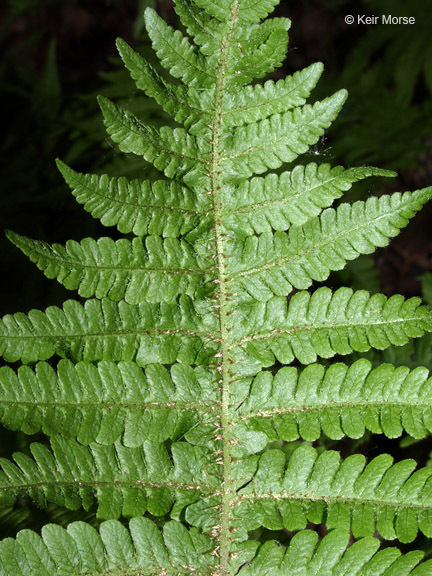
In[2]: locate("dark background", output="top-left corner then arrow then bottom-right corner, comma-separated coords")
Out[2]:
1,0 -> 432,549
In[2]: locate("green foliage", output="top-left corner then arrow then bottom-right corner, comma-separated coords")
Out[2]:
1,0 -> 432,573
1,523 -> 431,576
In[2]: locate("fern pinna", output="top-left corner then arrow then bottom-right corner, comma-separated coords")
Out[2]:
1,1 -> 432,574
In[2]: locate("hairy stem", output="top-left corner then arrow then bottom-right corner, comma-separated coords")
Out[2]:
209,2 -> 240,572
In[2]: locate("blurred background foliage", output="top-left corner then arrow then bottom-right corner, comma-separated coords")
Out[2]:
1,0 -> 432,552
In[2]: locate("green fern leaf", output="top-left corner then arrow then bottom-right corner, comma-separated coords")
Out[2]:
3,522 -> 429,576
222,164 -> 395,234
7,232 -> 216,303
237,529 -> 430,575
0,360 -> 217,445
222,62 -> 324,127
227,20 -> 290,85
98,97 -> 208,187
222,91 -> 347,182
4,437 -> 432,544
0,297 -> 218,364
117,37 -> 211,130
0,436 -> 217,519
231,289 -> 432,368
237,445 -> 432,542
56,160 -> 209,237
194,0 -> 280,24
225,190 -> 431,299
144,8 -> 216,87
17,188 -> 426,304
2,0 -> 432,573
232,359 -> 432,445
1,357 -> 432,451
173,0 -> 223,55
0,518 -> 219,575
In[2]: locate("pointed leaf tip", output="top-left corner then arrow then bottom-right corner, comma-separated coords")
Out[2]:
334,88 -> 349,106
115,37 -> 126,52
97,94 -> 110,111
116,38 -> 134,66
4,229 -> 17,244
5,229 -> 18,242
143,6 -> 157,27
55,157 -> 68,175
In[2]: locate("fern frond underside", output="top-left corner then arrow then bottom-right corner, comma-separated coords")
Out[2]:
1,0 -> 432,574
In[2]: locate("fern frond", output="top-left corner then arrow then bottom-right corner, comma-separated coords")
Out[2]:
222,91 -> 347,182
237,445 -> 432,542
144,8 -> 216,88
4,437 -> 432,543
2,288 -> 429,368
0,436 -> 217,519
56,160 -> 209,237
222,63 -> 324,128
173,0 -> 222,55
0,360 -> 217,445
2,0 -> 432,571
117,38 -> 213,130
98,97 -> 208,187
238,529 -> 431,576
7,232 -> 216,303
231,359 -> 432,447
0,297 -> 218,364
0,518 -> 218,575
222,164 -> 395,234
226,189 -> 432,299
2,524 -> 430,576
228,20 -> 290,85
194,0 -> 280,24
3,357 -> 432,450
231,288 -> 432,368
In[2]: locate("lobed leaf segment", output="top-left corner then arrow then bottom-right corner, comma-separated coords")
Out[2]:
1,0 -> 432,574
